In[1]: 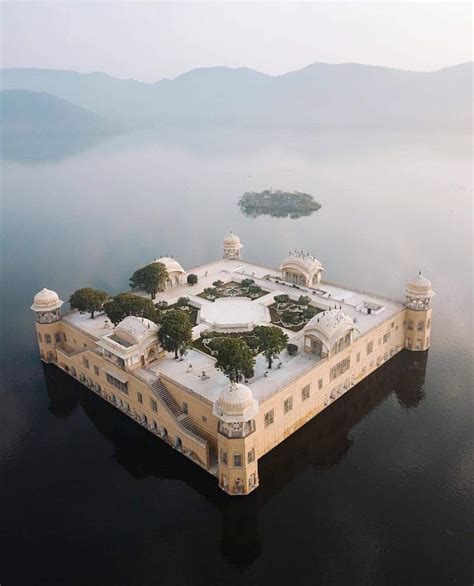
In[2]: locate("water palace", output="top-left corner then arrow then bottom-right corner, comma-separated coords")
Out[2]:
32,233 -> 435,496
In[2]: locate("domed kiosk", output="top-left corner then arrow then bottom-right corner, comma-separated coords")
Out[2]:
280,250 -> 325,287
31,287 -> 64,363
214,382 -> 260,495
404,272 -> 435,351
304,309 -> 356,357
150,257 -> 186,288
404,272 -> 435,311
223,232 -> 243,260
31,287 -> 63,323
213,382 -> 259,425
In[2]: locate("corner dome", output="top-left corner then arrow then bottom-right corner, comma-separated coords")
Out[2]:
114,316 -> 159,345
404,272 -> 435,298
30,287 -> 63,312
150,257 -> 185,275
223,232 -> 242,246
305,309 -> 355,344
213,382 -> 259,423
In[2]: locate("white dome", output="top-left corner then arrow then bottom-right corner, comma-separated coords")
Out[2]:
30,287 -> 63,312
114,316 -> 159,345
213,382 -> 259,423
150,257 -> 185,275
404,272 -> 435,298
305,309 -> 355,344
223,232 -> 242,248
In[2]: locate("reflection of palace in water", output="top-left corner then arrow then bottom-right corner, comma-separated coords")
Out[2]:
44,349 -> 428,569
32,233 -> 434,496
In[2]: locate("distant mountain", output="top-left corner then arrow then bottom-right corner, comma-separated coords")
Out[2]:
0,89 -> 117,137
1,62 -> 472,131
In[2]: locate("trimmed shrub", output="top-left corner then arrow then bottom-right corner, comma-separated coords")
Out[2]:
298,295 -> 311,305
240,278 -> 255,288
287,343 -> 298,355
187,273 -> 198,285
274,294 -> 289,303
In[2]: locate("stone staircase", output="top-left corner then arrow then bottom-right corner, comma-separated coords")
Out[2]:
150,379 -> 205,438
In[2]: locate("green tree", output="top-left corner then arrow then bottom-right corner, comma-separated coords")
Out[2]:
130,262 -> 168,299
176,296 -> 189,308
248,285 -> 262,295
203,287 -> 218,298
240,278 -> 255,288
187,273 -> 198,285
212,280 -> 224,288
215,337 -> 255,383
158,309 -> 193,359
298,295 -> 311,305
103,293 -> 158,325
69,287 -> 108,319
254,325 -> 289,368
303,306 -> 318,320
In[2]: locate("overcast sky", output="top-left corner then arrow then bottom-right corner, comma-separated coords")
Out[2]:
1,2 -> 472,82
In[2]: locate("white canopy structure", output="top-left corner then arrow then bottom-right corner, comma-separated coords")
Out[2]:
304,309 -> 356,357
99,316 -> 160,370
151,256 -> 186,288
280,250 -> 325,287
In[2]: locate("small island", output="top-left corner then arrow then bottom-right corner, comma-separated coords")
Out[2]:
238,189 -> 321,219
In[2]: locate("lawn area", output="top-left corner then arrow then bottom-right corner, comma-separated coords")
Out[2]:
197,279 -> 268,301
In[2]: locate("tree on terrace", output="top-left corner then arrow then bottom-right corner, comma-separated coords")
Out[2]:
69,287 -> 108,319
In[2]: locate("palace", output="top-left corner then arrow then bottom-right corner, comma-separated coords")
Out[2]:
31,233 -> 435,496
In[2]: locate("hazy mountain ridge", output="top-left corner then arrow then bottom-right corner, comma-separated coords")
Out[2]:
0,89 -> 117,136
1,62 -> 472,131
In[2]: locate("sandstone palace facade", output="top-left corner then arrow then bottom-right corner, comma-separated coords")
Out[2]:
31,234 -> 434,496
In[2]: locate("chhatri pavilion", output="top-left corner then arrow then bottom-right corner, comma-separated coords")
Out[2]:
31,233 -> 434,496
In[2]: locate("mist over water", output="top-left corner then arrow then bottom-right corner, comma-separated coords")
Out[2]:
1,128 -> 472,585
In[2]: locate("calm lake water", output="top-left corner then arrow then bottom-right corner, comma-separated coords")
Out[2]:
1,128 -> 472,586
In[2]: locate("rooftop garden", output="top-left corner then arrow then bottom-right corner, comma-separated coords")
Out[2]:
269,294 -> 322,331
193,330 -> 260,357
194,324 -> 289,373
197,279 -> 268,301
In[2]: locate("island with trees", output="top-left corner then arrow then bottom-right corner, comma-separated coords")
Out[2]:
238,189 -> 321,219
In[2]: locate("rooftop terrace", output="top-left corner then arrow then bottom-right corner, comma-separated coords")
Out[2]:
62,257 -> 404,405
